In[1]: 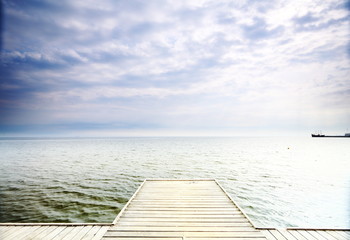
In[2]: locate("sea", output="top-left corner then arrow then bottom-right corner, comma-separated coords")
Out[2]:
0,137 -> 349,228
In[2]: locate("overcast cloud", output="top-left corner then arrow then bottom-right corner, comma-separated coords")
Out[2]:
0,0 -> 349,136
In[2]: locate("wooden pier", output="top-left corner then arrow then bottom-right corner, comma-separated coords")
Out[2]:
0,179 -> 349,239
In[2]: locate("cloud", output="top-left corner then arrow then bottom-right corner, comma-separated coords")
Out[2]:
0,0 -> 349,136
241,17 -> 284,40
293,12 -> 348,32
294,12 -> 320,25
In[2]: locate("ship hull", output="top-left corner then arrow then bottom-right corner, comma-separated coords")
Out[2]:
312,135 -> 350,138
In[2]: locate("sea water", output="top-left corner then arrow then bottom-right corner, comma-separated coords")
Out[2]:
0,137 -> 349,228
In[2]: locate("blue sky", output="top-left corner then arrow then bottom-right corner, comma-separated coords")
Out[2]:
0,0 -> 349,136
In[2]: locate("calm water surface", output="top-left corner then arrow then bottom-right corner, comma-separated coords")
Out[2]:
0,137 -> 349,228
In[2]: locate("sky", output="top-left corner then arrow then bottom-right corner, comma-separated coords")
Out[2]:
0,0 -> 349,137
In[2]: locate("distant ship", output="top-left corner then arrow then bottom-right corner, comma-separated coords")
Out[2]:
311,133 -> 350,137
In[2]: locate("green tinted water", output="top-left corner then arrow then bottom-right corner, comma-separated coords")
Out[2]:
0,137 -> 349,228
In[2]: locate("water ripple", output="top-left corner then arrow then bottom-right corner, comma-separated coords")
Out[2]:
0,137 -> 349,228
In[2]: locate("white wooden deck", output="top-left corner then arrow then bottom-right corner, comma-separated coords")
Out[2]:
104,179 -> 266,240
0,179 -> 349,239
261,228 -> 350,240
0,223 -> 110,240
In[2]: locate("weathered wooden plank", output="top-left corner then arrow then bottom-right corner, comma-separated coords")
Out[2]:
128,205 -> 235,208
306,230 -> 329,240
132,198 -> 231,201
138,185 -> 213,188
0,226 -> 12,234
141,184 -> 218,186
90,226 -> 110,240
132,200 -> 232,206
2,227 -> 21,240
138,190 -> 223,193
120,217 -> 248,223
141,183 -> 218,186
125,209 -> 239,212
101,238 -> 183,240
0,227 -> 14,239
312,230 -> 337,240
122,214 -> 245,218
138,191 -> 224,194
116,222 -> 252,227
138,183 -> 219,187
119,218 -> 250,223
186,238 -> 267,240
137,192 -> 224,195
334,230 -> 350,238
51,226 -> 76,240
297,230 -> 318,240
80,226 -> 102,240
1,226 -> 26,239
7,226 -> 36,240
325,230 -> 348,240
139,185 -> 219,189
43,226 -> 67,239
0,223 -> 110,226
133,196 -> 230,203
31,226 -> 59,240
277,229 -> 298,240
135,195 -> 226,198
123,212 -> 242,216
140,186 -> 218,189
133,198 -> 228,201
139,189 -> 221,192
286,230 -> 308,240
142,186 -> 216,188
132,199 -> 229,202
140,187 -> 220,190
269,229 -> 288,240
142,179 -> 216,183
142,179 -> 216,181
61,226 -> 86,240
102,238 -> 265,240
7,226 -> 41,240
309,230 -> 331,240
127,206 -> 236,209
261,230 -> 278,240
123,207 -> 238,211
138,193 -> 223,196
110,226 -> 257,231
72,225 -> 93,240
123,212 -> 243,216
130,201 -> 232,207
125,209 -> 241,213
134,188 -> 225,191
104,230 -> 264,237
133,196 -> 228,199
18,226 -> 50,240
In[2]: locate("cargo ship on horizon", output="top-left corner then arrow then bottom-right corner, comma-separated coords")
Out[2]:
311,132 -> 350,137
